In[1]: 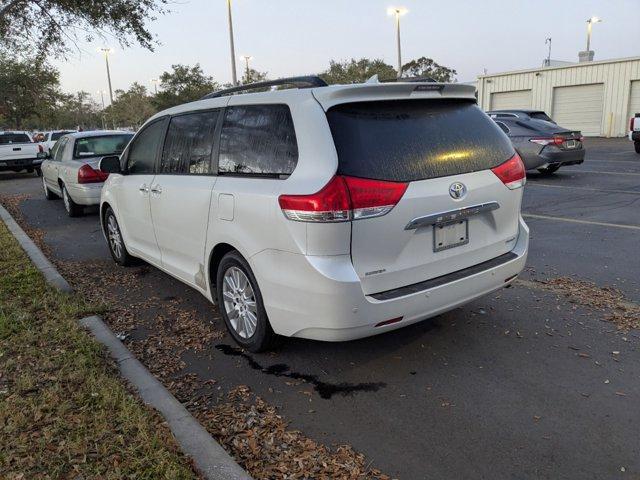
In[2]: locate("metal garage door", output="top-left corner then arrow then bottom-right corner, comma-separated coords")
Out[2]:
629,80 -> 640,120
552,84 -> 604,136
490,90 -> 532,110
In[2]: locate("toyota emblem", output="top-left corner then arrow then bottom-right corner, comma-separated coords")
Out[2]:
449,182 -> 467,200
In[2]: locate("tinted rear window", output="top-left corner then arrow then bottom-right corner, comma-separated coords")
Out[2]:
0,134 -> 31,144
327,100 -> 514,182
51,131 -> 73,141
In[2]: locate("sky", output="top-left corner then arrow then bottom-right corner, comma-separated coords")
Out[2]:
52,0 -> 640,104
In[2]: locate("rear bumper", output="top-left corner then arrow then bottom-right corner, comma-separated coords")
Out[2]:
522,147 -> 585,170
0,157 -> 42,171
66,183 -> 103,205
253,216 -> 529,341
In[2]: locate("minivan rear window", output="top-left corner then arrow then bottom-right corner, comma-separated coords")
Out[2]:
326,100 -> 514,182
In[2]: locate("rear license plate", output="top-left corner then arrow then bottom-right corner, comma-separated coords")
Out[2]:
433,220 -> 469,252
565,140 -> 576,149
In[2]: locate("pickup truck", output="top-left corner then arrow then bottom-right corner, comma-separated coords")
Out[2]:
0,131 -> 45,175
630,114 -> 640,154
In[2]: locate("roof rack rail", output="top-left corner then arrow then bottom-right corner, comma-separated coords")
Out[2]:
202,75 -> 328,99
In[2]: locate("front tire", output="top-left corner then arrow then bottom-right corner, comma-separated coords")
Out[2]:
35,168 -> 42,177
537,164 -> 561,175
216,251 -> 279,352
62,184 -> 82,217
104,207 -> 135,266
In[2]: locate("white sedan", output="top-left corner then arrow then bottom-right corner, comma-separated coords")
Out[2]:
41,131 -> 133,217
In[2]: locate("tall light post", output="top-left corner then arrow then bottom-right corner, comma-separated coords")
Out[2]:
544,37 -> 552,66
240,55 -> 253,83
97,90 -> 107,129
586,16 -> 602,52
387,7 -> 408,79
98,48 -> 114,105
151,78 -> 159,94
226,0 -> 238,86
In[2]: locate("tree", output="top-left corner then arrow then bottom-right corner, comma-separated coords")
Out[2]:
49,91 -> 102,130
153,64 -> 218,111
241,68 -> 268,85
0,0 -> 165,56
105,83 -> 155,128
401,57 -> 457,83
0,53 -> 59,129
320,58 -> 397,84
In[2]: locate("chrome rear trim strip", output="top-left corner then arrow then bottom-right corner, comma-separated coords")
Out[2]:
404,201 -> 500,230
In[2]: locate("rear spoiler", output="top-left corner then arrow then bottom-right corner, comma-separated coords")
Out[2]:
311,82 -> 477,111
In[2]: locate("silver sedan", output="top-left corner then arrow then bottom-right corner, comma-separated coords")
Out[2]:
41,131 -> 133,217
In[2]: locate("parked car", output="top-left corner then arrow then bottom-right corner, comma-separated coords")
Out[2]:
630,114 -> 640,154
0,131 -> 45,176
99,77 -> 529,351
487,109 -> 585,174
41,131 -> 133,217
40,130 -> 77,152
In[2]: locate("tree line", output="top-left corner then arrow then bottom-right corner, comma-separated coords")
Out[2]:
0,55 -> 456,131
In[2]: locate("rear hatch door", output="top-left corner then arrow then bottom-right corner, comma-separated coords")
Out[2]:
325,98 -> 522,296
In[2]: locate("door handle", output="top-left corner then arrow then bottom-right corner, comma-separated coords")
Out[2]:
139,184 -> 149,193
150,185 -> 162,194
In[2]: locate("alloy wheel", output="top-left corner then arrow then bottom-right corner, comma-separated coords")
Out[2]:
107,215 -> 123,260
222,266 -> 258,339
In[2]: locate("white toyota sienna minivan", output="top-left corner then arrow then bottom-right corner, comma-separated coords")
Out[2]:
99,76 -> 529,351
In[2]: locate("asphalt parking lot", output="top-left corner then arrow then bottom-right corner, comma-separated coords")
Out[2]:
1,137 -> 639,479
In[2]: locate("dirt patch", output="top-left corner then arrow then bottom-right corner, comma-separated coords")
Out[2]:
524,277 -> 640,330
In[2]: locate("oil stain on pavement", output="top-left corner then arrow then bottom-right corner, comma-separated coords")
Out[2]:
216,344 -> 386,399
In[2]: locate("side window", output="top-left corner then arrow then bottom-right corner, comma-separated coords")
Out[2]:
218,104 -> 298,176
126,119 -> 166,174
160,110 -> 220,175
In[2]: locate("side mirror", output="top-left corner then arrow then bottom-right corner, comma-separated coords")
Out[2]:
99,155 -> 122,174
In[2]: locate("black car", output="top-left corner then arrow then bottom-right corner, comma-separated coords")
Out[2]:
487,109 -> 585,174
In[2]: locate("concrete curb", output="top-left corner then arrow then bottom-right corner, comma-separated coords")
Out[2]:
0,202 -> 73,293
0,203 -> 252,480
80,316 -> 252,480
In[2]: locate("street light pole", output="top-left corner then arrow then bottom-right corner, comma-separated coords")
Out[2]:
387,7 -> 408,79
586,16 -> 602,52
97,90 -> 106,129
226,0 -> 238,86
151,78 -> 159,94
98,48 -> 114,105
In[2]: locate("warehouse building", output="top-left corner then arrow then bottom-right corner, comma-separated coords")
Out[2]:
477,56 -> 640,137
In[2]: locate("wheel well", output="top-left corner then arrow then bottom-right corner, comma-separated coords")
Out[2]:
100,202 -> 112,231
57,178 -> 64,189
208,243 -> 237,289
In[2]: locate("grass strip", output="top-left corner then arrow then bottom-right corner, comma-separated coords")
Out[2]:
0,220 -> 198,479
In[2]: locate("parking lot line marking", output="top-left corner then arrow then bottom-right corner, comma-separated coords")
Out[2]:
522,213 -> 640,231
527,183 -> 640,195
561,169 -> 640,176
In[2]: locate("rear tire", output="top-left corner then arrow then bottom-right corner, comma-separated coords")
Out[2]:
634,142 -> 640,154
104,207 -> 135,266
216,251 -> 279,352
42,177 -> 58,200
62,184 -> 82,217
537,164 -> 561,175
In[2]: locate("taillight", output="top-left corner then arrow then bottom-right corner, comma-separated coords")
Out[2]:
529,136 -> 564,146
491,153 -> 526,190
631,117 -> 635,132
278,175 -> 408,222
38,144 -> 44,153
78,164 -> 109,184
